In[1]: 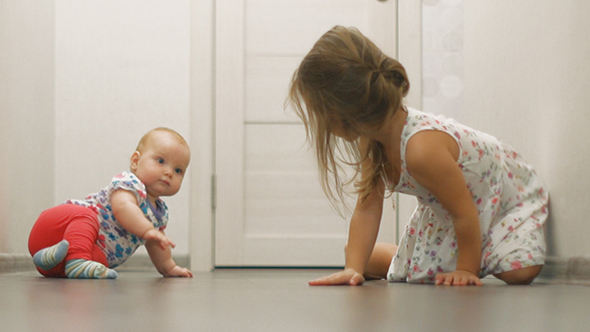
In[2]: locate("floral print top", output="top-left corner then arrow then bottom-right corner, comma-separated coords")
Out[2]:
65,171 -> 168,268
387,108 -> 548,283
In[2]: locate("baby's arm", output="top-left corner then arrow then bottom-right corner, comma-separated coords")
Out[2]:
145,237 -> 193,277
111,190 -> 192,277
111,190 -> 175,250
406,131 -> 482,286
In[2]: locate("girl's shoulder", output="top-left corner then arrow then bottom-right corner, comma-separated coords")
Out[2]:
404,108 -> 449,129
402,108 -> 455,142
402,108 -> 483,145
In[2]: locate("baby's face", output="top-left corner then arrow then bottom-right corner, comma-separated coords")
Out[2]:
131,131 -> 190,202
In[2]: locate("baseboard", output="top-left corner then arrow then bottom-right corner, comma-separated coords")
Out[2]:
0,254 -> 35,274
538,256 -> 590,285
0,253 -> 189,274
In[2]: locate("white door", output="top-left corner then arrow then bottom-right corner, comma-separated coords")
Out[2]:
215,0 -> 399,266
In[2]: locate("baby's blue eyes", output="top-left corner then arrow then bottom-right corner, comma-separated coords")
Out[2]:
155,157 -> 184,175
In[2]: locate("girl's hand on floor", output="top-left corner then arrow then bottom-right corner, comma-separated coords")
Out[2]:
164,266 -> 193,278
308,268 -> 365,286
435,270 -> 482,286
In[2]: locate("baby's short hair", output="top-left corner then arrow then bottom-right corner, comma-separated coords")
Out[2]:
135,127 -> 189,153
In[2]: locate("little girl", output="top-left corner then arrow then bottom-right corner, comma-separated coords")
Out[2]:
288,26 -> 548,286
28,127 -> 193,279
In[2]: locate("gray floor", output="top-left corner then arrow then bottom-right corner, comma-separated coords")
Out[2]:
1,268 -> 590,332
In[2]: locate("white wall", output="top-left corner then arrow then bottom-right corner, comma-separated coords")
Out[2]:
0,0 -> 56,253
54,0 -> 192,256
1,0 -> 193,258
463,1 -> 590,257
422,0 -> 464,120
3,0 -> 588,266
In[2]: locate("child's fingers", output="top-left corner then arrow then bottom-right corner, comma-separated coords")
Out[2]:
308,275 -> 334,285
173,268 -> 192,278
435,273 -> 451,285
349,273 -> 365,286
436,272 -> 482,286
308,270 -> 364,286
165,266 -> 193,278
309,273 -> 344,285
435,273 -> 458,286
469,276 -> 483,286
444,275 -> 455,286
456,274 -> 482,286
159,237 -> 176,250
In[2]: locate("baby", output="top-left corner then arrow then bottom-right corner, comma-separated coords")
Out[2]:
28,127 -> 193,279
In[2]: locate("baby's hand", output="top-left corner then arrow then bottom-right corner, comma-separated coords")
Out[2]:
143,229 -> 176,250
164,266 -> 193,278
435,270 -> 482,286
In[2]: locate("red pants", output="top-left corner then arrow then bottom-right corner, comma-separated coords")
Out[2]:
28,204 -> 108,277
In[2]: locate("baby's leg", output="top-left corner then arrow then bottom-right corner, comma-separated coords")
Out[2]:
29,204 -> 116,278
62,207 -> 117,279
65,259 -> 117,279
32,240 -> 69,271
29,205 -> 76,277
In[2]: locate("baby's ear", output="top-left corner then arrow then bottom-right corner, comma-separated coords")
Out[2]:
130,151 -> 141,171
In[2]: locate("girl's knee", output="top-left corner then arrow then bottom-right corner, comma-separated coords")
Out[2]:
495,265 -> 543,285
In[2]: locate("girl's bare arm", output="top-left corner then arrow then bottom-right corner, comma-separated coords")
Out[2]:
406,130 -> 482,286
309,139 -> 385,286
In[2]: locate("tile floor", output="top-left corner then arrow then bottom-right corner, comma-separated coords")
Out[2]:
1,267 -> 590,332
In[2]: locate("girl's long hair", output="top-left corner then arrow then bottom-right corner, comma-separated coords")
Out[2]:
287,26 -> 409,215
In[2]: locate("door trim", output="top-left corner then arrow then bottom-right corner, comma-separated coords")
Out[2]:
189,0 -> 215,272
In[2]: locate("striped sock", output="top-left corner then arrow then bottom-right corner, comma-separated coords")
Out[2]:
65,259 -> 118,279
33,240 -> 69,271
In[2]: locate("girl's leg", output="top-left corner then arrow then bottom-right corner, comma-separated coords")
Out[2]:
349,243 -> 397,280
494,265 -> 543,285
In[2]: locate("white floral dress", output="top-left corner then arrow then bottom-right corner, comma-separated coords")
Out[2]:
387,108 -> 548,284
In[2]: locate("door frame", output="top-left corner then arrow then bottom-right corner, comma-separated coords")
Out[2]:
188,0 -> 422,271
189,0 -> 215,272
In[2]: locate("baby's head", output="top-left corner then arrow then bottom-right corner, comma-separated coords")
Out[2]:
130,127 -> 190,201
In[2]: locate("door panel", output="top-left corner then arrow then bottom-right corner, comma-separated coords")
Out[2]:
216,0 -> 398,266
245,56 -> 301,123
243,124 -> 352,265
